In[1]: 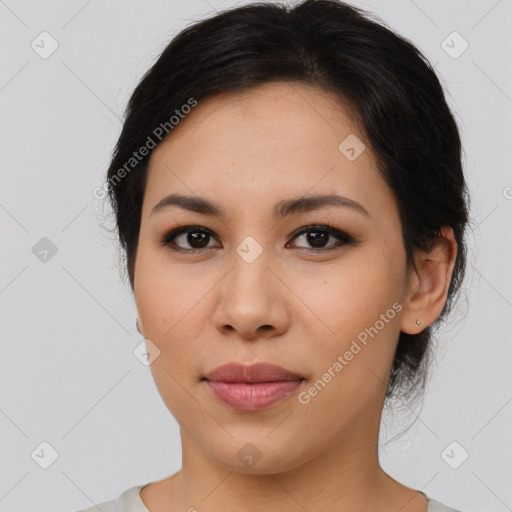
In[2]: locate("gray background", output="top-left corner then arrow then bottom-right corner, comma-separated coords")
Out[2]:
1,0 -> 511,511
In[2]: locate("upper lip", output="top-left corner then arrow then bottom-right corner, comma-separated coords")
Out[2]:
203,362 -> 304,383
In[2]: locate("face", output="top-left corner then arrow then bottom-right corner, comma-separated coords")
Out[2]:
133,81 -> 411,473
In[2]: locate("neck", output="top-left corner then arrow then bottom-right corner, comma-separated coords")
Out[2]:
160,399 -> 424,512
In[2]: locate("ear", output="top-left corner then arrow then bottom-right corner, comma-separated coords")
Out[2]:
400,226 -> 458,334
136,317 -> 143,335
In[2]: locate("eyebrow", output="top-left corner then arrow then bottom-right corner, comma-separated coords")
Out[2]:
150,192 -> 370,219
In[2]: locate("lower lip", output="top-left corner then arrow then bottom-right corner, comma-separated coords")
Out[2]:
205,380 -> 303,412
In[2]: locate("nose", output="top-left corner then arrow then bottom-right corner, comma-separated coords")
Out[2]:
211,248 -> 291,341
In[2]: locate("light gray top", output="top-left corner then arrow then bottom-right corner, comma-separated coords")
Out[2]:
74,483 -> 464,512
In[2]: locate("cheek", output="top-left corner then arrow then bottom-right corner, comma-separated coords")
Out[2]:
134,250 -> 208,420
295,250 -> 404,389
133,248 -> 220,402
293,248 -> 403,337
134,245 -> 207,339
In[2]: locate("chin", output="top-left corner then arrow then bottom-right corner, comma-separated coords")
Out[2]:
208,435 -> 313,476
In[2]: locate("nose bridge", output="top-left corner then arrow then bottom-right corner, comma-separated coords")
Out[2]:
228,236 -> 274,300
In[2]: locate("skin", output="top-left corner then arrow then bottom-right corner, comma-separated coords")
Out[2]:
133,81 -> 457,512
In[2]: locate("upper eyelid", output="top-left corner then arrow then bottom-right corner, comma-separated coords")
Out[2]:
164,224 -> 341,240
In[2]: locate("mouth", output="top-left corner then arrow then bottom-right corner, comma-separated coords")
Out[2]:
202,362 -> 305,412
203,361 -> 305,383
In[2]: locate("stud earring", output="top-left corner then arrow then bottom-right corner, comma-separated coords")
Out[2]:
416,319 -> 421,326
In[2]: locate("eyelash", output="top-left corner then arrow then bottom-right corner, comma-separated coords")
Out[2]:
158,223 -> 356,254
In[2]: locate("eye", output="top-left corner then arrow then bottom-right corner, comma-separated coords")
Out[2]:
159,223 -> 356,253
159,226 -> 220,252
285,223 -> 356,252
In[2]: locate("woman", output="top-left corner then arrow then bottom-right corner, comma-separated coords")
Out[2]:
79,0 -> 470,510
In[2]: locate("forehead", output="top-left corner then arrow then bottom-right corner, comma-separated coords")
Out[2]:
153,81 -> 359,156
142,82 -> 396,223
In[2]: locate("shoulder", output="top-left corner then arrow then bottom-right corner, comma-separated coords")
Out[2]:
426,496 -> 464,512
72,484 -> 150,512
71,485 -> 465,512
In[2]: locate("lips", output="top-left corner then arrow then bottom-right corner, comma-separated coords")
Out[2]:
203,362 -> 305,412
203,362 -> 304,383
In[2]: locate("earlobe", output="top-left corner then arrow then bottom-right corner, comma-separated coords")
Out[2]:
400,226 -> 458,334
136,317 -> 143,335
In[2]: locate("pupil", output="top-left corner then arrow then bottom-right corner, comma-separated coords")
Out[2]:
308,230 -> 328,248
189,231 -> 208,248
